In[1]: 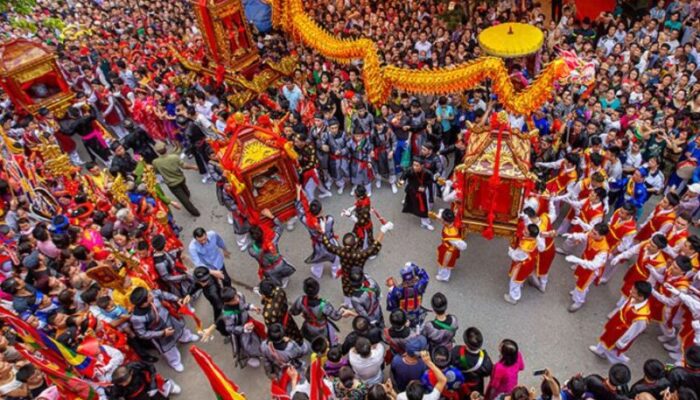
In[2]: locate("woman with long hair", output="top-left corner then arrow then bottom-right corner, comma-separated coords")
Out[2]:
485,339 -> 525,400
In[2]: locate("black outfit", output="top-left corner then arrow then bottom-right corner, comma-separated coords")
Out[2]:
123,126 -> 158,163
584,375 -> 629,400
667,367 -> 700,394
188,275 -> 225,334
450,345 -> 493,395
341,327 -> 383,354
107,362 -> 167,400
111,153 -> 138,176
167,180 -> 200,217
629,377 -> 670,399
183,120 -> 210,175
58,109 -> 111,161
401,168 -> 434,218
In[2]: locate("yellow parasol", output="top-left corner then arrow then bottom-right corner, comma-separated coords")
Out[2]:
478,23 -> 544,58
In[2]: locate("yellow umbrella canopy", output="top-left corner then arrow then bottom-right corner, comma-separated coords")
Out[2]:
478,23 -> 544,58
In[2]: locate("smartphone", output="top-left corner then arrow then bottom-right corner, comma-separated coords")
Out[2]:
533,369 -> 547,376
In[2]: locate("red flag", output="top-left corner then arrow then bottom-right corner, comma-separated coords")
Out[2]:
15,346 -> 99,400
189,346 -> 246,400
309,353 -> 332,400
0,308 -> 97,377
178,303 -> 203,331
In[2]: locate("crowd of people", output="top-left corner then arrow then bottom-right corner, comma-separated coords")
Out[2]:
1,0 -> 700,398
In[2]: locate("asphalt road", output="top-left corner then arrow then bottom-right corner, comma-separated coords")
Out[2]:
156,170 -> 670,399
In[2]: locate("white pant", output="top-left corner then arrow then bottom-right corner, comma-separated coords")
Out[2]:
436,267 -> 452,281
236,233 -> 250,251
592,342 -> 629,363
163,328 -> 197,369
600,258 -> 620,282
311,257 -> 340,279
572,286 -> 590,306
557,218 -> 571,235
509,280 -> 523,301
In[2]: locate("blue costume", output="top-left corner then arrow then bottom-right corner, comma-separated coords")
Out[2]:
386,263 -> 430,327
421,366 -> 465,399
616,175 -> 648,218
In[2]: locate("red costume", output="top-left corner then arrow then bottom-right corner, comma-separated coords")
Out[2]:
606,209 -> 638,251
546,165 -> 578,195
535,213 -> 556,278
619,241 -> 667,297
665,226 -> 689,258
509,237 -> 539,283
574,235 -> 609,291
599,299 -> 650,351
635,206 -> 676,242
571,199 -> 604,234
649,272 -> 690,323
437,225 -> 462,268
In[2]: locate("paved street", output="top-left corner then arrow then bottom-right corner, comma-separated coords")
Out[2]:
159,170 -> 670,399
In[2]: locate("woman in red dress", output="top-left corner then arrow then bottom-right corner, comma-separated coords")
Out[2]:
131,90 -> 166,141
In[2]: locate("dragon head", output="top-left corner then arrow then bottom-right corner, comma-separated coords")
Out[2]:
559,49 -> 596,86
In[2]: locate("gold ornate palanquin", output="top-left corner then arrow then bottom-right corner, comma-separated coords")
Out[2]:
176,0 -> 297,106
219,124 -> 298,221
0,39 -> 74,116
193,0 -> 259,72
454,114 -> 538,239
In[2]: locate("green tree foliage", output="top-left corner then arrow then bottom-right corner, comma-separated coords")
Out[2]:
0,0 -> 37,15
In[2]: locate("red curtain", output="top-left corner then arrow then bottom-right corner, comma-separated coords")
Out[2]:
576,0 -> 615,20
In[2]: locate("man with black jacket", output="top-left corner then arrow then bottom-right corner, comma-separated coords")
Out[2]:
450,327 -> 493,395
122,119 -> 158,163
190,266 -> 225,335
177,113 -> 211,183
629,359 -> 670,398
109,362 -> 180,400
584,363 -> 631,400
58,105 -> 111,162
667,345 -> 700,395
110,142 -> 138,177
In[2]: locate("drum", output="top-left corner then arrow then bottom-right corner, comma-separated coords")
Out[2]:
676,160 -> 697,180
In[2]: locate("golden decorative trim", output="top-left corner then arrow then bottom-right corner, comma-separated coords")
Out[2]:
267,0 -> 580,113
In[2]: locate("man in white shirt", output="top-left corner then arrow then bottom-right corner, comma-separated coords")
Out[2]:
643,158 -> 665,195
348,337 -> 385,385
597,26 -> 618,56
623,142 -> 644,173
414,31 -> 432,59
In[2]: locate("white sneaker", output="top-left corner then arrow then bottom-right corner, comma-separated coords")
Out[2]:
503,294 -> 518,305
319,191 -> 332,199
337,186 -> 344,195
658,334 -> 675,343
171,362 -> 185,373
375,180 -> 381,189
568,302 -> 584,313
247,358 -> 261,368
421,222 -> 434,231
201,175 -> 209,183
190,334 -> 201,342
286,220 -> 295,231
588,345 -> 605,358
170,381 -> 182,395
391,184 -> 398,194
227,214 -> 234,225
180,152 -> 186,160
253,286 -> 261,296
